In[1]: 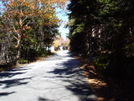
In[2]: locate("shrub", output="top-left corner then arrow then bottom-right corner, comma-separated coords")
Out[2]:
93,53 -> 107,72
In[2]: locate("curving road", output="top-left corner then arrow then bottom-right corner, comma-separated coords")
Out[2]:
0,50 -> 97,101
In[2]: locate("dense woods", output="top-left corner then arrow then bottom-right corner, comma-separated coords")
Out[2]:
0,0 -> 67,68
68,0 -> 134,84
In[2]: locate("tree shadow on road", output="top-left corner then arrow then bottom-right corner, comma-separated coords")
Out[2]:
47,59 -> 97,101
0,77 -> 31,88
0,66 -> 31,78
0,92 -> 16,97
0,66 -> 32,96
38,97 -> 55,101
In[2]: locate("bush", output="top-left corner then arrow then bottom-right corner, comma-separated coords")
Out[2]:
93,53 -> 107,72
18,59 -> 28,64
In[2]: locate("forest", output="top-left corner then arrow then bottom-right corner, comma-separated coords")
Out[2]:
0,0 -> 67,69
0,0 -> 134,87
0,0 -> 134,99
68,0 -> 134,86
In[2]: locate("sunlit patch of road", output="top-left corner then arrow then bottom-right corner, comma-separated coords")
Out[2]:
0,50 -> 97,101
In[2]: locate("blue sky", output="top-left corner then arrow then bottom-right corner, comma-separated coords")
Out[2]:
56,1 -> 70,39
57,12 -> 69,39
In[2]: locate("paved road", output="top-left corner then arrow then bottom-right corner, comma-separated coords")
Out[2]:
0,50 -> 97,101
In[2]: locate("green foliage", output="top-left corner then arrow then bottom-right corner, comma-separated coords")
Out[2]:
18,59 -> 28,64
0,0 -> 60,66
68,0 -> 134,80
74,23 -> 85,33
93,53 -> 107,71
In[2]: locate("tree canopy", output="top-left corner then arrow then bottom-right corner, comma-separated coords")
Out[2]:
0,0 -> 68,66
68,0 -> 134,80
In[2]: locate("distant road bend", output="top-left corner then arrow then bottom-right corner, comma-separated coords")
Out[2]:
0,50 -> 97,101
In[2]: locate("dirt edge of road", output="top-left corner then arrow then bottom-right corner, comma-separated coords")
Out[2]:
0,52 -> 57,72
75,56 -> 134,101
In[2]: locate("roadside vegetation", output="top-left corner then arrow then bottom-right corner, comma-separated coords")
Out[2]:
0,0 -> 68,71
68,0 -> 134,100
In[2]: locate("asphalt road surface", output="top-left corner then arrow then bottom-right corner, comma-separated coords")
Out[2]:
0,50 -> 97,101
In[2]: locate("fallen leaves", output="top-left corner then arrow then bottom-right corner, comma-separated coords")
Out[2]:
76,56 -> 134,101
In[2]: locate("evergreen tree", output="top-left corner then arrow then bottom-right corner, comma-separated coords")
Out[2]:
68,0 -> 134,80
